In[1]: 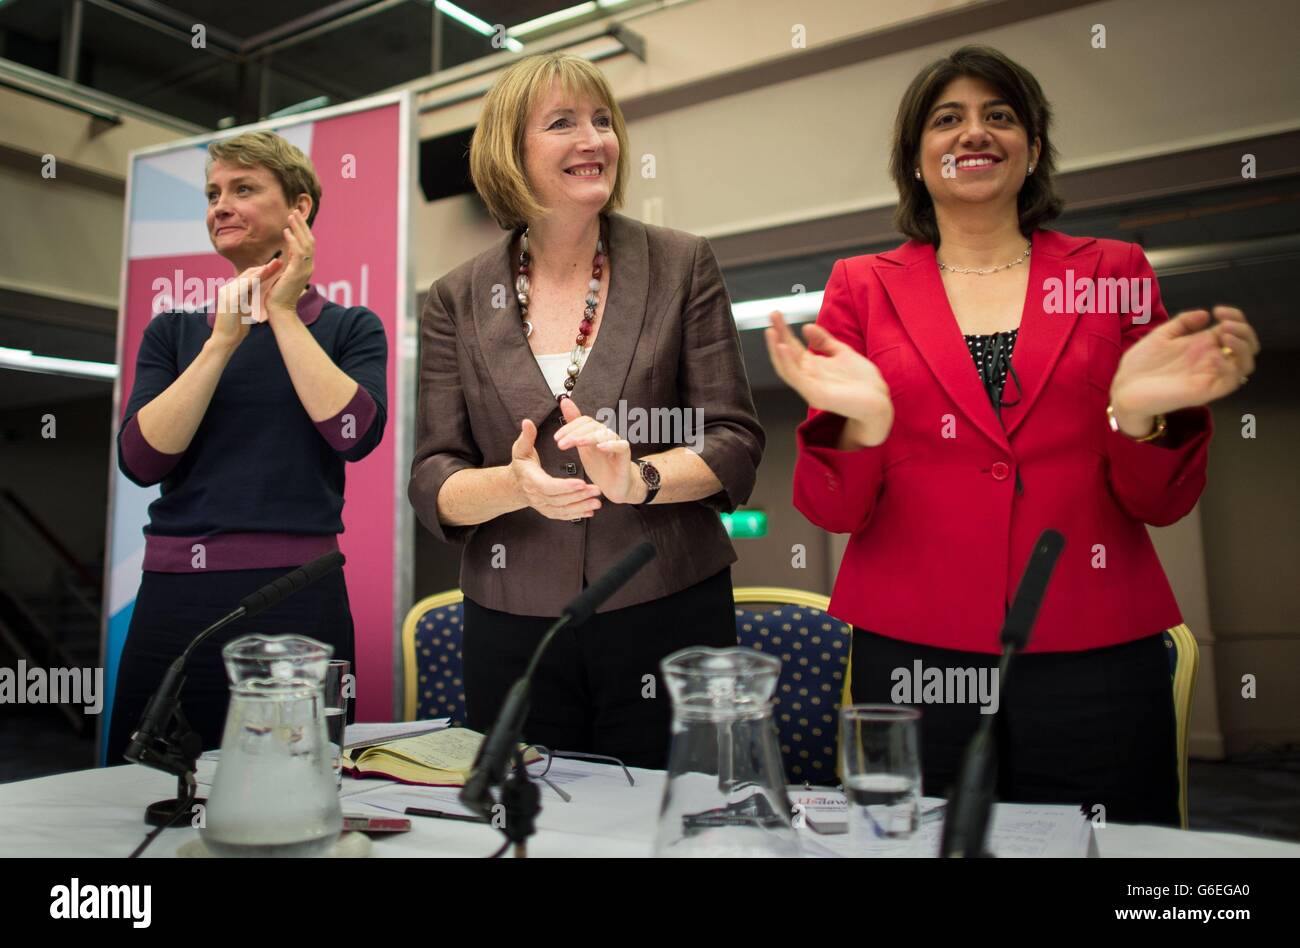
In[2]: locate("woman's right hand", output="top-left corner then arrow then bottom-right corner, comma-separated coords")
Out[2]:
210,259 -> 283,353
764,311 -> 894,447
509,419 -> 604,520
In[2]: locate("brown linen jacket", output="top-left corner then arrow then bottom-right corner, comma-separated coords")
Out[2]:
408,212 -> 765,616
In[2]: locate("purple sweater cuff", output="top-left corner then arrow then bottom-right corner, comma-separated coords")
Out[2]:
314,385 -> 378,452
121,414 -> 184,483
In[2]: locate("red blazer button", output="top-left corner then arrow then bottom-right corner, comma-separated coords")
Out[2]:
991,461 -> 1010,481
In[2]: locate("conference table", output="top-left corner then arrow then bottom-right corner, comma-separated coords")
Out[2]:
1,748 -> 1297,858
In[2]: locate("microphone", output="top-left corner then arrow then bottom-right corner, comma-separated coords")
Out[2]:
460,543 -> 657,843
240,550 -> 345,618
124,551 -> 346,829
940,529 -> 1064,857
999,530 -> 1064,653
123,656 -> 191,772
562,542 -> 657,627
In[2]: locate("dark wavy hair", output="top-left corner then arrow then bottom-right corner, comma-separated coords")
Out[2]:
889,45 -> 1063,245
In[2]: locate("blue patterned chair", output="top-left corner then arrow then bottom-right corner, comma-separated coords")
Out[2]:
402,591 -> 466,724
733,587 -> 853,786
401,589 -> 1196,824
1163,624 -> 1199,830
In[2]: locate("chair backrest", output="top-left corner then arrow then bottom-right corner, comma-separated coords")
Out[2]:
402,591 -> 466,724
1162,624 -> 1200,830
733,587 -> 852,786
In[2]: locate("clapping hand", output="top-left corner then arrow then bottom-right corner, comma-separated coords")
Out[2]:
211,258 -> 284,350
1109,307 -> 1259,433
764,311 -> 894,447
263,210 -> 315,319
555,397 -> 643,505
509,417 -> 603,520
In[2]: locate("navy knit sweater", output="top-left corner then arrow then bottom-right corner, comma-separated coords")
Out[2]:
117,287 -> 387,570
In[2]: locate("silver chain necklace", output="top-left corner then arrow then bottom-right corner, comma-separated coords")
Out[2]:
937,242 -> 1031,275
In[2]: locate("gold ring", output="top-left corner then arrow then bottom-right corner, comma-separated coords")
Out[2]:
1220,346 -> 1234,358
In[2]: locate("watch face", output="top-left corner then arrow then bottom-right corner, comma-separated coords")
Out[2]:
640,461 -> 661,489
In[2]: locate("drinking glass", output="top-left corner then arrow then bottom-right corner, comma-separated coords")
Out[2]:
839,705 -> 922,857
323,660 -> 350,789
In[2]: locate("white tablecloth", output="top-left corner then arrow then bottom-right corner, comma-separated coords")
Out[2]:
1,759 -> 1296,858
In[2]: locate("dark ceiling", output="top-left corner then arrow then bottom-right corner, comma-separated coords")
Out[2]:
0,0 -> 593,127
148,1 -> 573,39
3,1 -> 1295,404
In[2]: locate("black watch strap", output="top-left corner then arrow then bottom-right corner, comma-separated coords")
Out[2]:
634,459 -> 661,505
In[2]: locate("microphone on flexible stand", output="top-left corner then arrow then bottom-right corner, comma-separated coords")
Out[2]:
125,551 -> 346,828
460,542 -> 657,856
939,529 -> 1064,857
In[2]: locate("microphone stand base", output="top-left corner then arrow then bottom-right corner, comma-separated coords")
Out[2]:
144,772 -> 204,827
145,797 -> 207,827
500,750 -> 540,855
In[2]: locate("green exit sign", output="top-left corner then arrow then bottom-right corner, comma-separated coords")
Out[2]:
721,510 -> 767,539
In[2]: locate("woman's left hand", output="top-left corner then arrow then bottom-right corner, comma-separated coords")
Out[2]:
554,397 -> 643,504
263,210 -> 315,318
1109,306 -> 1259,429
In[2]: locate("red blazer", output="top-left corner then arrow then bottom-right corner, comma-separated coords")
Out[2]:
793,228 -> 1212,654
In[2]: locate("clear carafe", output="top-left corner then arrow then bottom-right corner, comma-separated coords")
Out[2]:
653,646 -> 800,857
201,634 -> 342,857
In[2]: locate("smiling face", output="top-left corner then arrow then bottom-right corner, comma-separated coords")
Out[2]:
205,161 -> 309,269
521,80 -> 619,221
917,75 -> 1040,212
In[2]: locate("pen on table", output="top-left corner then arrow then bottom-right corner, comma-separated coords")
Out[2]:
404,806 -> 487,823
921,803 -> 947,825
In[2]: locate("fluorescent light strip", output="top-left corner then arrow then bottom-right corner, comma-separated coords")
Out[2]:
507,0 -> 636,37
730,290 -> 823,332
0,347 -> 117,381
509,2 -> 597,37
435,0 -> 524,51
269,95 -> 330,118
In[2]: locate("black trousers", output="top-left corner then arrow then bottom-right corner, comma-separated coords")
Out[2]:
462,567 -> 737,771
105,568 -> 356,766
850,629 -> 1180,826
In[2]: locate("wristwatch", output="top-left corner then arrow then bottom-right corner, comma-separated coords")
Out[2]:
632,458 -> 661,505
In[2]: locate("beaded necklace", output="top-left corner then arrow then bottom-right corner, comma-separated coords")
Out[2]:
515,224 -> 607,401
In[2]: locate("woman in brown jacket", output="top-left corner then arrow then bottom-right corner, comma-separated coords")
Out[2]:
408,54 -> 764,769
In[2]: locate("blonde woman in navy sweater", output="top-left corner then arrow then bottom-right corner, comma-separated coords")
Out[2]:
105,132 -> 387,764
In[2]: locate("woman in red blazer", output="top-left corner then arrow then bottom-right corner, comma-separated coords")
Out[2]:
767,46 -> 1259,824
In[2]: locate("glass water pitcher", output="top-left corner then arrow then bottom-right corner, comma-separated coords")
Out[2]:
201,634 -> 342,857
654,646 -> 800,857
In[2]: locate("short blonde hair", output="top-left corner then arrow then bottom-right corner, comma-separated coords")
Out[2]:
207,131 -> 323,226
470,53 -> 629,230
